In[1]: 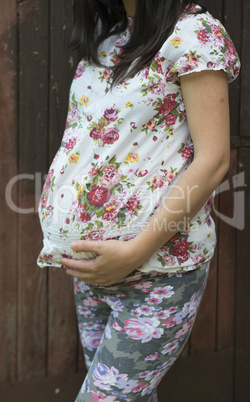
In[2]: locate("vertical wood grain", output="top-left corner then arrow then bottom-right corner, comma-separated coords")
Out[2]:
240,0 -> 250,137
223,0 -> 242,138
47,0 -> 78,376
189,196 -> 219,352
234,148 -> 250,402
17,0 -> 49,380
0,0 -> 18,382
217,149 -> 238,352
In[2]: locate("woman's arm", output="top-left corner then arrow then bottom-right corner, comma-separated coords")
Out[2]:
61,70 -> 230,285
130,69 -> 230,259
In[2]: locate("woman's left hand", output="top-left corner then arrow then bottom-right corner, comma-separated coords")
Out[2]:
60,239 -> 145,286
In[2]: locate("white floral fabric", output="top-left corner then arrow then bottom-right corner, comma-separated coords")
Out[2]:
37,5 -> 240,273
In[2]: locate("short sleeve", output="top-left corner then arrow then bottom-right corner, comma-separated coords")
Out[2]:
168,11 -> 241,83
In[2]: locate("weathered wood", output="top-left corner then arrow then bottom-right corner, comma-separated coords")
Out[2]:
204,0 -> 223,20
224,0 -> 242,139
47,0 -> 79,376
18,0 -> 49,380
0,0 -> 18,383
234,148 -> 250,402
189,195 -> 219,351
0,351 -> 234,402
231,136 -> 250,148
217,149 -> 237,351
240,0 -> 250,137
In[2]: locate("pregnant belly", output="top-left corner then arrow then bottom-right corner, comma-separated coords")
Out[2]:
37,227 -> 98,268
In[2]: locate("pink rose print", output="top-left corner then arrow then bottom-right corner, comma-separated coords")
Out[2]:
172,238 -> 190,263
100,165 -> 121,188
164,113 -> 177,127
103,127 -> 120,144
65,138 -> 76,150
90,390 -> 117,402
197,29 -> 210,44
43,169 -> 54,192
41,193 -> 48,209
125,194 -> 140,211
150,286 -> 174,299
113,321 -> 123,332
74,63 -> 85,79
85,229 -> 105,240
90,127 -> 104,140
82,331 -> 103,352
181,143 -> 193,161
139,169 -> 148,177
124,317 -> 163,343
92,363 -> 128,391
158,93 -> 177,115
87,186 -> 111,207
175,318 -> 195,339
145,352 -> 158,361
162,317 -> 176,328
75,203 -> 92,222
151,174 -> 164,189
162,340 -> 180,355
102,208 -> 118,222
67,105 -> 80,126
103,108 -> 118,121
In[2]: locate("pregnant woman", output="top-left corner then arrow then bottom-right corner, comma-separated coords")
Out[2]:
37,0 -> 240,400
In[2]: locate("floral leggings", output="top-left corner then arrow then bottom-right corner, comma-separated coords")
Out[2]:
73,260 -> 211,402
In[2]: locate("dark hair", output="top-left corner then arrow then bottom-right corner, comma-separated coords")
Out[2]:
70,0 -> 205,86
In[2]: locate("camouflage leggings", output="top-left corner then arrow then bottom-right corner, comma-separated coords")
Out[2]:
73,260 -> 211,401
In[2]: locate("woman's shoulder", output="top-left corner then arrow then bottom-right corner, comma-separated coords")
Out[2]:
159,4 -> 240,83
175,4 -> 230,45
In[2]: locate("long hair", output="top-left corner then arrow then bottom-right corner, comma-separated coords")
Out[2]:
70,0 -> 205,86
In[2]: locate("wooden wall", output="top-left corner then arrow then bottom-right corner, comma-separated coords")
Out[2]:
0,0 -> 249,401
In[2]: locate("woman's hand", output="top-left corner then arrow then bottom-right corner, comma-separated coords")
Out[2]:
60,239 -> 145,286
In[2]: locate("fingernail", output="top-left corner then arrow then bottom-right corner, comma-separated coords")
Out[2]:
71,241 -> 78,248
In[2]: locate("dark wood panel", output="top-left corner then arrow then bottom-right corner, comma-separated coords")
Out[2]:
47,0 -> 79,376
234,148 -> 250,402
17,0 -> 50,380
240,0 -> 250,136
0,0 -> 18,383
190,197 -> 219,352
217,149 -> 237,351
0,351 -> 234,402
201,0 -> 223,20
223,0 -> 242,139
231,136 -> 250,148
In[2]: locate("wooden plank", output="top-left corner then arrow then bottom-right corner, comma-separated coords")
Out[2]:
231,136 -> 250,148
202,0 -> 223,20
240,0 -> 250,136
0,372 -> 87,402
47,0 -> 78,376
158,350 -> 234,402
189,194 -> 219,351
234,148 -> 250,402
0,0 -> 18,382
217,149 -> 237,351
224,0 -> 242,139
0,351 -> 233,402
17,0 -> 49,380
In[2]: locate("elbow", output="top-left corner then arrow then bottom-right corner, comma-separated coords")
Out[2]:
213,158 -> 230,187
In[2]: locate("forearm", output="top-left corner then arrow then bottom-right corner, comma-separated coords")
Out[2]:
131,157 -> 228,264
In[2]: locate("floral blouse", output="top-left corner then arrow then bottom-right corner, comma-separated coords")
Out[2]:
37,4 -> 240,273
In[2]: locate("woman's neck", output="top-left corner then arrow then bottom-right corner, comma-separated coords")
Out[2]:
122,0 -> 135,17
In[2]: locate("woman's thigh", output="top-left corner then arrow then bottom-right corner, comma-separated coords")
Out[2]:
75,261 -> 210,401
